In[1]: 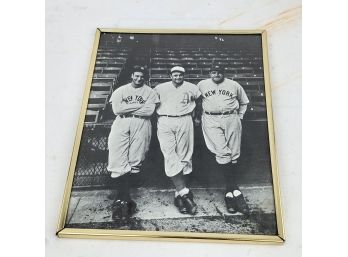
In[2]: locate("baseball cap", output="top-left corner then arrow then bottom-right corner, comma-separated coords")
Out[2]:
170,66 -> 185,74
132,65 -> 147,74
210,65 -> 225,73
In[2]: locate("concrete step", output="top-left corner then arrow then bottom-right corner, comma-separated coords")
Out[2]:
65,186 -> 277,235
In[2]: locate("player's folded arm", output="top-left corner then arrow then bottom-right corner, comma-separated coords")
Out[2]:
131,103 -> 156,117
111,101 -> 143,115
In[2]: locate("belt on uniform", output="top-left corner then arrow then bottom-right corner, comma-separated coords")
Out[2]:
204,110 -> 237,115
118,114 -> 149,119
158,113 -> 192,118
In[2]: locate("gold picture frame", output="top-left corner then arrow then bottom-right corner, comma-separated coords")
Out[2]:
56,28 -> 284,244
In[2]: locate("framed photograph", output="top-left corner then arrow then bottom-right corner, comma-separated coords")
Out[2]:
56,28 -> 284,244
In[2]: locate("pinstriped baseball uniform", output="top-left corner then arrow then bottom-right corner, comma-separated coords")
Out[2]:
197,78 -> 249,164
107,83 -> 159,178
155,81 -> 201,177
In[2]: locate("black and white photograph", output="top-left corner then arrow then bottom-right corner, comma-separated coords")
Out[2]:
57,29 -> 284,242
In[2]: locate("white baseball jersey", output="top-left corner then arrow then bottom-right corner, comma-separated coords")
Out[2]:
155,81 -> 200,177
198,78 -> 249,118
197,78 -> 249,164
107,83 -> 159,178
110,83 -> 159,117
155,81 -> 201,116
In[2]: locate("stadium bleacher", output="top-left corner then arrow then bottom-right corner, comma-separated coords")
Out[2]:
84,44 -> 130,124
85,34 -> 267,124
146,48 -> 266,120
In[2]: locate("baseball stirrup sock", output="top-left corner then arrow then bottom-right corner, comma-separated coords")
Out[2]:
111,173 -> 131,201
220,163 -> 239,193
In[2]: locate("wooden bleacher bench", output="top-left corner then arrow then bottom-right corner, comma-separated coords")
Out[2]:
100,58 -> 126,64
197,62 -> 213,68
150,74 -> 170,79
185,67 -> 202,75
89,91 -> 110,98
106,63 -> 124,68
91,82 -> 113,93
213,61 -> 229,66
251,95 -> 266,106
102,67 -> 122,74
183,62 -> 197,68
180,57 -> 194,61
94,67 -> 103,73
92,77 -> 115,84
87,91 -> 109,110
210,57 -> 226,62
85,110 -> 99,123
93,73 -> 118,79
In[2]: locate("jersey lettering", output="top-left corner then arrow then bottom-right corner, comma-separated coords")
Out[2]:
180,93 -> 190,104
218,89 -> 234,98
204,90 -> 216,98
203,89 -> 234,99
135,95 -> 145,104
123,95 -> 146,104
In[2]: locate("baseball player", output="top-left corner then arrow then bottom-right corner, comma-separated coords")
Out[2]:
107,66 -> 160,220
197,65 -> 250,215
155,66 -> 201,215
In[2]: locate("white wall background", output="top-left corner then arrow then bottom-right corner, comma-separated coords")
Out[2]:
46,0 -> 302,256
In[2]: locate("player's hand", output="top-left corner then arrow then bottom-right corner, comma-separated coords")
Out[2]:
239,117 -> 243,126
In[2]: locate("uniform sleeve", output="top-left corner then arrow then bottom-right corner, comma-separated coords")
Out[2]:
237,83 -> 249,105
193,83 -> 202,99
109,87 -> 123,114
197,81 -> 203,94
146,88 -> 160,104
154,85 -> 161,101
236,83 -> 249,119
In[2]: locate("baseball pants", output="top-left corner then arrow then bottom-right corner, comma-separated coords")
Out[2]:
202,113 -> 242,164
157,115 -> 194,177
107,116 -> 152,178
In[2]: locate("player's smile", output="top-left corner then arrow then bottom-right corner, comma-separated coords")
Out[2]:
171,72 -> 184,86
131,72 -> 145,87
210,71 -> 224,84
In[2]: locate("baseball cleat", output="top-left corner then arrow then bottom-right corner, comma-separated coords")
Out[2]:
127,199 -> 137,216
233,194 -> 250,216
111,200 -> 128,221
174,195 -> 188,214
111,199 -> 137,220
224,195 -> 238,214
181,191 -> 197,215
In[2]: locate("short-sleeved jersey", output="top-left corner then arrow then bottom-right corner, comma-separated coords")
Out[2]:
109,83 -> 159,114
155,81 -> 201,116
197,78 -> 249,113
